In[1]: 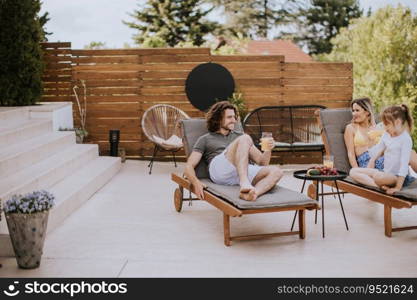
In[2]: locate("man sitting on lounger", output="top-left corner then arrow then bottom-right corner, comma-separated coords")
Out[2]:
184,101 -> 283,201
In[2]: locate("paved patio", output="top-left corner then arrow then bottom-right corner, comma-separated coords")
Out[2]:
1,160 -> 416,277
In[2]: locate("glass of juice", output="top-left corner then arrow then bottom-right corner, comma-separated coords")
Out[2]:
323,155 -> 334,168
261,132 -> 273,151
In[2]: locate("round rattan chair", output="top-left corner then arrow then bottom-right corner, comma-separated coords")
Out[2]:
141,104 -> 190,174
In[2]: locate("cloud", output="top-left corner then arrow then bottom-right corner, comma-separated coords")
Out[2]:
41,0 -> 140,48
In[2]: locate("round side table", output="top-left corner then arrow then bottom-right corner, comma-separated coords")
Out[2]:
291,170 -> 349,238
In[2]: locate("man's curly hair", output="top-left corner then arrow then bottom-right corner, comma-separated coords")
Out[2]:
206,101 -> 238,132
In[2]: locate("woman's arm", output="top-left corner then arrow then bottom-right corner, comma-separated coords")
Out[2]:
344,124 -> 358,168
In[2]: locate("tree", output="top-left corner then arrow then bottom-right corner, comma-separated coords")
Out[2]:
124,0 -> 218,47
39,10 -> 51,41
321,5 -> 417,147
84,41 -> 108,49
0,0 -> 44,106
210,0 -> 296,39
294,0 -> 363,55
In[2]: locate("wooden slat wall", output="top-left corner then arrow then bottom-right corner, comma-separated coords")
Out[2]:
41,42 -> 353,163
71,49 -> 142,156
41,42 -> 73,103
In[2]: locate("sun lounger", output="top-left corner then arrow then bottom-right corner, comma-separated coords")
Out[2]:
317,108 -> 417,237
171,118 -> 319,246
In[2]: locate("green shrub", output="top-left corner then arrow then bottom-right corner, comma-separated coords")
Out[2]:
0,0 -> 44,106
319,5 -> 417,149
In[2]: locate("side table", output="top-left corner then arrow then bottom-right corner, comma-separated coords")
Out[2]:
291,170 -> 349,238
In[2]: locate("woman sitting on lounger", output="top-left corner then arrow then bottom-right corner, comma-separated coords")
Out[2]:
350,104 -> 415,194
344,97 -> 417,172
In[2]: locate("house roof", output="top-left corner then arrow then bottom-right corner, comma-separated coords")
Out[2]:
246,40 -> 312,62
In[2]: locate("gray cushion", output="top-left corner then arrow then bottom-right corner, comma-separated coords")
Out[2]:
181,118 -> 243,179
201,179 -> 316,209
319,108 -> 352,173
343,176 -> 417,202
181,119 -> 210,178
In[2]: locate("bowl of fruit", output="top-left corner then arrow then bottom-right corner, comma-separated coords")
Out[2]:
306,165 -> 339,176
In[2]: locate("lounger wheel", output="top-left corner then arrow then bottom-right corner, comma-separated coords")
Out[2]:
307,183 -> 317,199
174,188 -> 183,212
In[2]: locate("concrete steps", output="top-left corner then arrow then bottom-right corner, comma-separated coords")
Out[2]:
0,118 -> 52,145
0,131 -> 75,176
0,144 -> 99,201
48,156 -> 121,231
0,103 -> 121,256
0,107 -> 29,123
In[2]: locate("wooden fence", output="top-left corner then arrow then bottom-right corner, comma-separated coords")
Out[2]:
41,42 -> 352,164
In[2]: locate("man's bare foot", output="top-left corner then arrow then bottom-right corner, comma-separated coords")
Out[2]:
381,185 -> 389,191
239,189 -> 257,201
240,184 -> 255,194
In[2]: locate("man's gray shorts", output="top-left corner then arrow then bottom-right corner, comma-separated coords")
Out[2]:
208,150 -> 262,185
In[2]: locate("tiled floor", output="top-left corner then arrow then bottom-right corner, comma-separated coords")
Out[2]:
1,160 -> 416,277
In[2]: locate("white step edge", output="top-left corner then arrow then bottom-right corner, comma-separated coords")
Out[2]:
0,144 -> 99,203
0,131 -> 75,176
0,107 -> 29,122
47,156 -> 121,232
0,156 -> 121,257
0,118 -> 52,146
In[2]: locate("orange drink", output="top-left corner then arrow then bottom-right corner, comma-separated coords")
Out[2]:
261,132 -> 273,151
323,155 -> 334,168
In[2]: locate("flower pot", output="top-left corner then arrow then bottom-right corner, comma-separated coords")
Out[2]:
76,134 -> 84,144
118,147 -> 126,163
5,211 -> 49,269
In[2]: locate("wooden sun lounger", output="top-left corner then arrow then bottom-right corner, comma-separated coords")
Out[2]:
171,118 -> 319,246
312,108 -> 417,237
171,173 -> 318,246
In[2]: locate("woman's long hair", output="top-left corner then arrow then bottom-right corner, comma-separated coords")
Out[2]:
351,97 -> 376,127
206,101 -> 237,132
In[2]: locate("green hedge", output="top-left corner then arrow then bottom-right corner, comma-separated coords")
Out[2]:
0,0 -> 44,106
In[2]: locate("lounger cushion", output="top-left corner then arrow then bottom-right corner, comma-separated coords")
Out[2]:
343,176 -> 417,202
181,118 -> 243,179
201,179 -> 316,209
320,108 -> 352,173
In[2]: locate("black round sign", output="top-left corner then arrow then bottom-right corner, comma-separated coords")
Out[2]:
185,63 -> 235,112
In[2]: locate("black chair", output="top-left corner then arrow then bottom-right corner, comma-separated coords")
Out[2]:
243,105 -> 326,153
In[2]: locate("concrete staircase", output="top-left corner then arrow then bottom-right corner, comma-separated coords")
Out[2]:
0,103 -> 121,256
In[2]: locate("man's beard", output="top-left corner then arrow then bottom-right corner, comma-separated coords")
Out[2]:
221,123 -> 233,131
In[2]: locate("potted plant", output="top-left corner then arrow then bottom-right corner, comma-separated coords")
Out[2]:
227,91 -> 248,121
3,190 -> 55,269
74,128 -> 88,144
59,127 -> 88,144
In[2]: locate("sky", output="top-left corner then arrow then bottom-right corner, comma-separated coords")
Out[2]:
40,0 -> 417,49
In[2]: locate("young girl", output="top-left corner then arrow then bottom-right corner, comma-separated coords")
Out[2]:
350,104 -> 415,195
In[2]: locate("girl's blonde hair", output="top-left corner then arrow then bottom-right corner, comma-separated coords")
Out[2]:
381,104 -> 413,132
351,97 -> 376,126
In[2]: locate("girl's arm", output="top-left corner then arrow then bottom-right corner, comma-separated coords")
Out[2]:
367,135 -> 386,168
367,147 -> 384,168
344,124 -> 358,168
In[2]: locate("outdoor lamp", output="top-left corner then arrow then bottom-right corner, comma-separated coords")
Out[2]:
109,129 -> 120,157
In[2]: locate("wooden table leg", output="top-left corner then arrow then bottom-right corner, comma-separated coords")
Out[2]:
384,205 -> 392,237
298,209 -> 305,239
223,213 -> 231,246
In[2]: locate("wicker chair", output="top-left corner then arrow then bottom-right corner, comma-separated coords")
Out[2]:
141,104 -> 190,174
